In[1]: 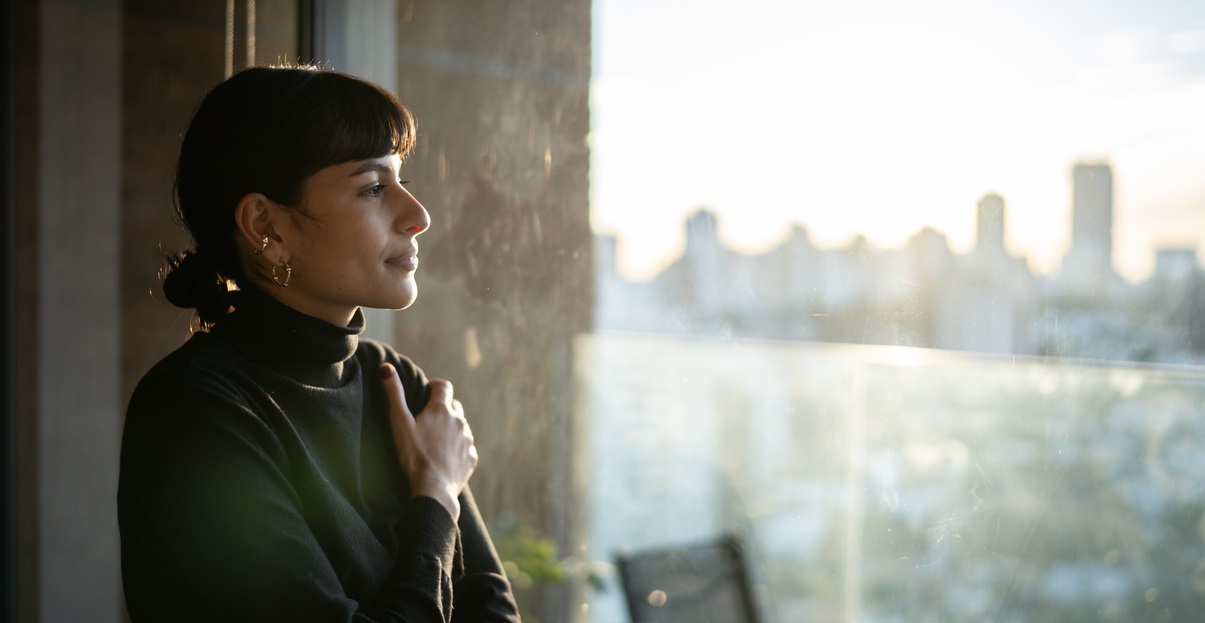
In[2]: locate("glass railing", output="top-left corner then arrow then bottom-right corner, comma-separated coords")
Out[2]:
575,333 -> 1205,622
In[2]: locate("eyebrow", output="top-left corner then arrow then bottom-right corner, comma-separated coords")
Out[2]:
348,160 -> 396,177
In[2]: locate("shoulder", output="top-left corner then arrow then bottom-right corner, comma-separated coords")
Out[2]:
132,332 -> 251,400
356,338 -> 426,386
131,333 -> 237,403
124,333 -> 278,444
356,338 -> 430,412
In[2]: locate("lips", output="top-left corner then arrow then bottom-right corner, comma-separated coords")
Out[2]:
386,246 -> 419,271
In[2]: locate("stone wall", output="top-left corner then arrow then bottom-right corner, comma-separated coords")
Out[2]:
391,0 -> 593,519
390,2 -> 594,615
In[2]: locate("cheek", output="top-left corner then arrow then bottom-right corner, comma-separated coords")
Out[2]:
299,216 -> 389,270
330,222 -> 382,253
290,222 -> 327,257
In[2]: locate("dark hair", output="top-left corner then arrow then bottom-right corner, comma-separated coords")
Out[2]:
162,65 -> 417,328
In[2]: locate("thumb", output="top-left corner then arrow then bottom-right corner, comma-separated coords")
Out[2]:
380,363 -> 415,431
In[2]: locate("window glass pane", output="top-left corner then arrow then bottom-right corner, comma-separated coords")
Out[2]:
584,2 -> 1205,621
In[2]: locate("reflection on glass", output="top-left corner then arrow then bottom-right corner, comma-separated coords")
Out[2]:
579,334 -> 1205,622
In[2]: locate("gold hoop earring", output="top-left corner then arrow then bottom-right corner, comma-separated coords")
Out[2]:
271,262 -> 292,287
252,236 -> 268,255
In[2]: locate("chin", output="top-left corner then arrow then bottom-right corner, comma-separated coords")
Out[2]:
387,286 -> 419,311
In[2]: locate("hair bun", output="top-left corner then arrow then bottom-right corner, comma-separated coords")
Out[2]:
162,250 -> 232,325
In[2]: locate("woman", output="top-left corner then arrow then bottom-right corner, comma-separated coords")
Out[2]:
117,66 -> 521,622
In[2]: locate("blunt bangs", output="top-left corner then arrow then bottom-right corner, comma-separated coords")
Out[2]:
277,70 -> 417,192
304,71 -> 417,171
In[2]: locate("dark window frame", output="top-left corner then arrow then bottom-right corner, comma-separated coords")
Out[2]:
2,0 -> 17,618
298,0 -> 322,64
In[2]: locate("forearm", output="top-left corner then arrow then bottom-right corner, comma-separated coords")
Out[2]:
450,486 -> 522,622
456,487 -> 507,575
358,496 -> 461,623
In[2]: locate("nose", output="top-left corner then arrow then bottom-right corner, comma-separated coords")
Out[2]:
397,186 -> 431,235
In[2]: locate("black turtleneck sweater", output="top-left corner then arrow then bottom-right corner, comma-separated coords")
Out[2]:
118,287 -> 520,622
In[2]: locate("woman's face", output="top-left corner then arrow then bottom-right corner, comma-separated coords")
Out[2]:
274,153 -> 431,326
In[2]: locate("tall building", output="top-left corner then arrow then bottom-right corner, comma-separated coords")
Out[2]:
680,209 -> 726,314
975,192 -> 1006,258
1154,248 -> 1197,284
1061,161 -> 1115,290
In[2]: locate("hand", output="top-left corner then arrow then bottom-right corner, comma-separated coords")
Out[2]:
380,363 -> 478,521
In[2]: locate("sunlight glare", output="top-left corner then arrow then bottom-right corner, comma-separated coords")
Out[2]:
592,0 -> 1205,282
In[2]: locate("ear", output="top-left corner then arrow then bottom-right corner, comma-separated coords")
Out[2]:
234,192 -> 288,261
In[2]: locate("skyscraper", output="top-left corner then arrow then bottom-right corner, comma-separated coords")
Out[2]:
975,192 -> 1006,258
1061,161 -> 1115,290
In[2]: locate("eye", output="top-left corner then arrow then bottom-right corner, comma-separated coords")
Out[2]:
399,179 -> 410,186
362,183 -> 386,198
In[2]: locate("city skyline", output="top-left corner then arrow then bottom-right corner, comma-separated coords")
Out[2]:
595,158 -> 1205,363
601,160 -> 1189,287
590,0 -> 1205,282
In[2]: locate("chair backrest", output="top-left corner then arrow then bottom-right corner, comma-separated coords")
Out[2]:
615,534 -> 761,623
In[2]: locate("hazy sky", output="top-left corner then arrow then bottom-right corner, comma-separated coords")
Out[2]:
589,0 -> 1205,281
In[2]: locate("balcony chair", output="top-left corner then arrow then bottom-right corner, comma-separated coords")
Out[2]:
615,534 -> 762,623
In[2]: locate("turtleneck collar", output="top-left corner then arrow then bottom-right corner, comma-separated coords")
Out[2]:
209,285 -> 365,387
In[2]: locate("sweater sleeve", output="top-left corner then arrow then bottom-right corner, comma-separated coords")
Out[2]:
119,370 -> 459,623
451,486 -> 522,623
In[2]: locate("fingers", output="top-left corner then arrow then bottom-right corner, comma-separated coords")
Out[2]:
427,379 -> 454,412
379,363 -> 415,432
425,386 -> 476,471
427,380 -> 468,425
